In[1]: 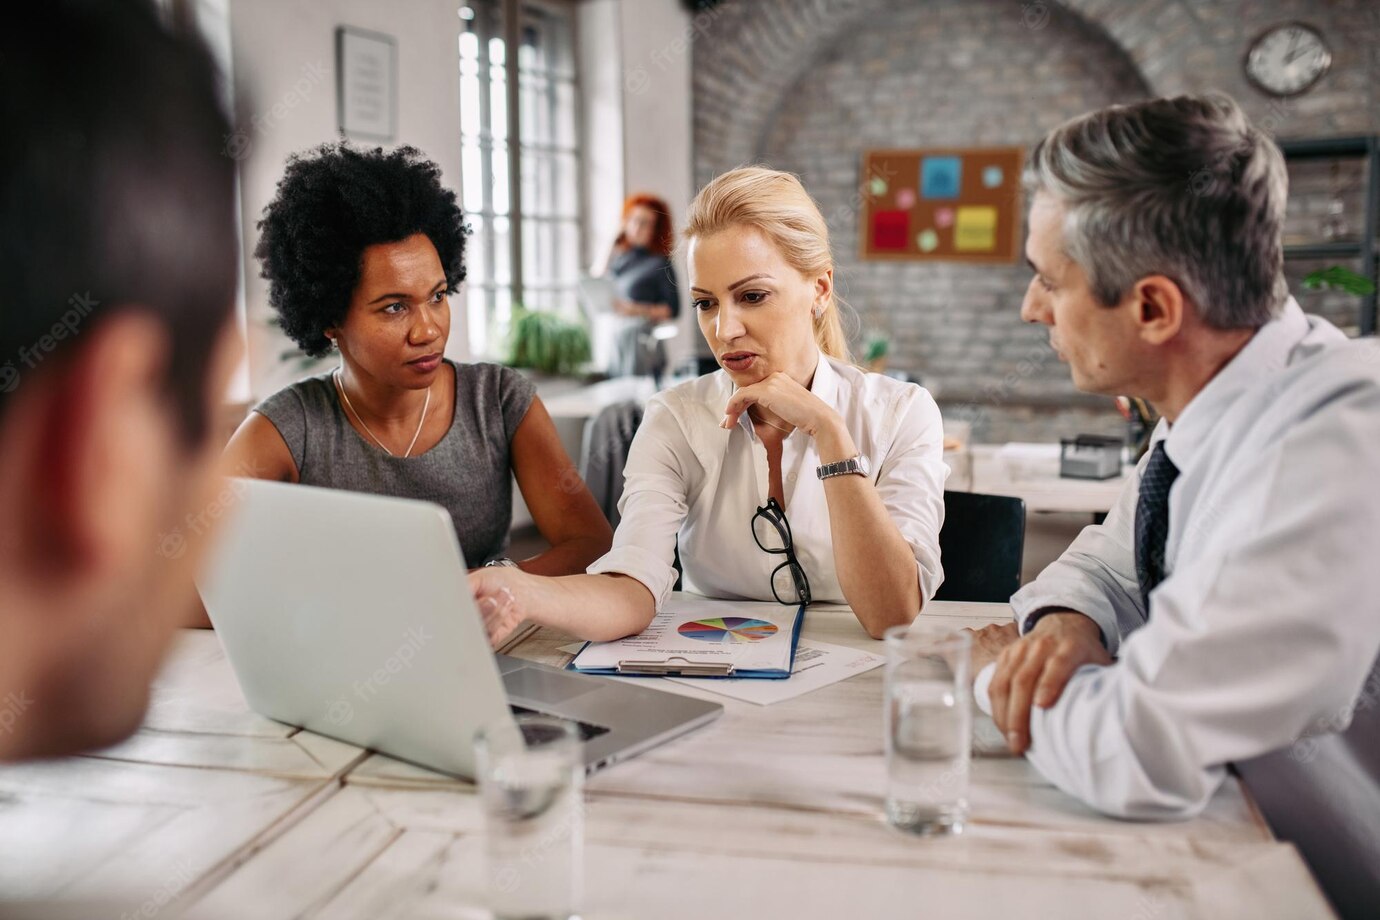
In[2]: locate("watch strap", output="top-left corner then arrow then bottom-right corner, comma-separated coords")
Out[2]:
817,456 -> 866,480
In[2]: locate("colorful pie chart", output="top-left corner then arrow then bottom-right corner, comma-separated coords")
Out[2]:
678,617 -> 779,643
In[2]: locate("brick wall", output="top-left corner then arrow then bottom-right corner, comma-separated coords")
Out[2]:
693,0 -> 1380,443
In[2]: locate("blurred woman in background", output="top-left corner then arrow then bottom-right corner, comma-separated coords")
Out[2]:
600,194 -> 680,379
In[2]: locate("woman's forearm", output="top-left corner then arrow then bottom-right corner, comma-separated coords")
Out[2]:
815,422 -> 923,638
527,572 -> 657,642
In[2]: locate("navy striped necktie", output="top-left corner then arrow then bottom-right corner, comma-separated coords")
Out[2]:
1134,441 -> 1180,611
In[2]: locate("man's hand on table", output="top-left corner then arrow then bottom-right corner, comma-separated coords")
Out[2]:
987,611 -> 1112,754
967,621 -> 1020,675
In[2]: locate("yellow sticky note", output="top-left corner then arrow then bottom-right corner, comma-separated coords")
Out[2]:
954,206 -> 997,252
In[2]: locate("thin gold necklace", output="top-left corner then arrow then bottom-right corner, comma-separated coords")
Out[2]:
749,407 -> 794,434
334,369 -> 431,458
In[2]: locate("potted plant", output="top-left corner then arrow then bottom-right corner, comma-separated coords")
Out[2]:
507,305 -> 592,377
863,330 -> 889,373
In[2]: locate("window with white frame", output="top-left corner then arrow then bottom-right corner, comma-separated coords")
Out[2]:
459,0 -> 582,359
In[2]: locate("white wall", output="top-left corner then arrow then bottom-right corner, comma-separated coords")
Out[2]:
612,0 -> 697,364
577,0 -> 624,273
228,0 -> 465,401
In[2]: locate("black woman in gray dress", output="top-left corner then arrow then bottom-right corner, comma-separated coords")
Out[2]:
222,144 -> 611,593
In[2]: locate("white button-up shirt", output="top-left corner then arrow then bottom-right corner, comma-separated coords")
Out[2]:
974,299 -> 1380,823
587,351 -> 947,608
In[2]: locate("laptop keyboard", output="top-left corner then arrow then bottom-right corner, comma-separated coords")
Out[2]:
509,705 -> 611,742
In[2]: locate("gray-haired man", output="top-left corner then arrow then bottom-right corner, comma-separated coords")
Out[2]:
970,94 -> 1380,919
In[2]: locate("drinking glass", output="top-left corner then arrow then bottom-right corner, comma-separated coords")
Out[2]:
882,624 -> 972,835
474,714 -> 584,919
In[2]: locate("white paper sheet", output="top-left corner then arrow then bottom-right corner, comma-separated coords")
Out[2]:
570,597 -> 803,675
663,639 -> 884,705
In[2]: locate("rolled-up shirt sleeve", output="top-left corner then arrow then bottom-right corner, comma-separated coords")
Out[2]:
1009,439 -> 1157,655
585,396 -> 693,608
873,387 -> 948,602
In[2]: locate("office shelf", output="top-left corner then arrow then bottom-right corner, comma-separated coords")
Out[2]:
1278,136 -> 1378,336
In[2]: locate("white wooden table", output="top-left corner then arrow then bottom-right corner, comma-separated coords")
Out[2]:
0,605 -> 1333,919
949,444 -> 1131,515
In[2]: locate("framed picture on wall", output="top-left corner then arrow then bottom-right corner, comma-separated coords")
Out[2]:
336,25 -> 396,142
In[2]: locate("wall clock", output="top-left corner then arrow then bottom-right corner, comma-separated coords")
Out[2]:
1244,22 -> 1331,97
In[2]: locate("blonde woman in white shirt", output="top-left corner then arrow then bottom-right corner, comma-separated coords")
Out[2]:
472,167 -> 947,643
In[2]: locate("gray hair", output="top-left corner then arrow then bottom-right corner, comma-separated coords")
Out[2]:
1023,93 -> 1288,330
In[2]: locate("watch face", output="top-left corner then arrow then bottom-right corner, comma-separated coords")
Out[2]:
1245,23 -> 1330,97
857,455 -> 871,477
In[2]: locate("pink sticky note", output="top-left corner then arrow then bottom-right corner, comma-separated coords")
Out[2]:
935,207 -> 955,229
895,188 -> 917,210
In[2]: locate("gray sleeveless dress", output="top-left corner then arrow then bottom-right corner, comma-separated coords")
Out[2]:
253,360 -> 536,566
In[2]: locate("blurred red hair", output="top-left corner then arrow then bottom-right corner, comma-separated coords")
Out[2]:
614,193 -> 674,257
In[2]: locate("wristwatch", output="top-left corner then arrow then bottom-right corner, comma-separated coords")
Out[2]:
817,455 -> 871,480
483,557 -> 519,569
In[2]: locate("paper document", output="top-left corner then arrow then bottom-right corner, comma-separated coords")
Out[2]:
665,639 -> 884,705
570,596 -> 804,678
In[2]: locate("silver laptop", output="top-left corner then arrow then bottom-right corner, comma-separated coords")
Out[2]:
197,478 -> 721,778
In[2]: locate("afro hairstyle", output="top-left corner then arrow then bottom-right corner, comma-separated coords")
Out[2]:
255,142 -> 469,357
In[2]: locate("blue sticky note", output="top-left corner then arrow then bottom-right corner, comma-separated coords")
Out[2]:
921,157 -> 962,200
982,165 -> 1005,188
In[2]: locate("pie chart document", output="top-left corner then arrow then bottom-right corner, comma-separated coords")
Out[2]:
569,595 -> 805,679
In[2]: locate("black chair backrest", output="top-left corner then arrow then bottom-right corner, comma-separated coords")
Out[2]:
934,491 -> 1027,603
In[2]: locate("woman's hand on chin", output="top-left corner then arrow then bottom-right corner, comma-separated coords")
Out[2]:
722,372 -> 842,439
469,568 -> 527,648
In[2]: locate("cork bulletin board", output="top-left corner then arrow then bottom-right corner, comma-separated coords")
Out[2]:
860,147 -> 1023,263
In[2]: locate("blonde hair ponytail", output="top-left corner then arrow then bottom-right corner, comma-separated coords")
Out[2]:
684,166 -> 852,363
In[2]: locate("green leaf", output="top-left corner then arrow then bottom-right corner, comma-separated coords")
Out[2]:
864,333 -> 889,363
1301,265 -> 1376,296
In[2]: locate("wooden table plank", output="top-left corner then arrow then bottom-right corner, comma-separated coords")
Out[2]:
0,756 -> 331,909
81,630 -> 367,779
187,783 -> 1333,920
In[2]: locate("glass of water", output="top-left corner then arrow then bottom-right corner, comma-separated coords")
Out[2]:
474,714 -> 584,920
882,624 -> 972,836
